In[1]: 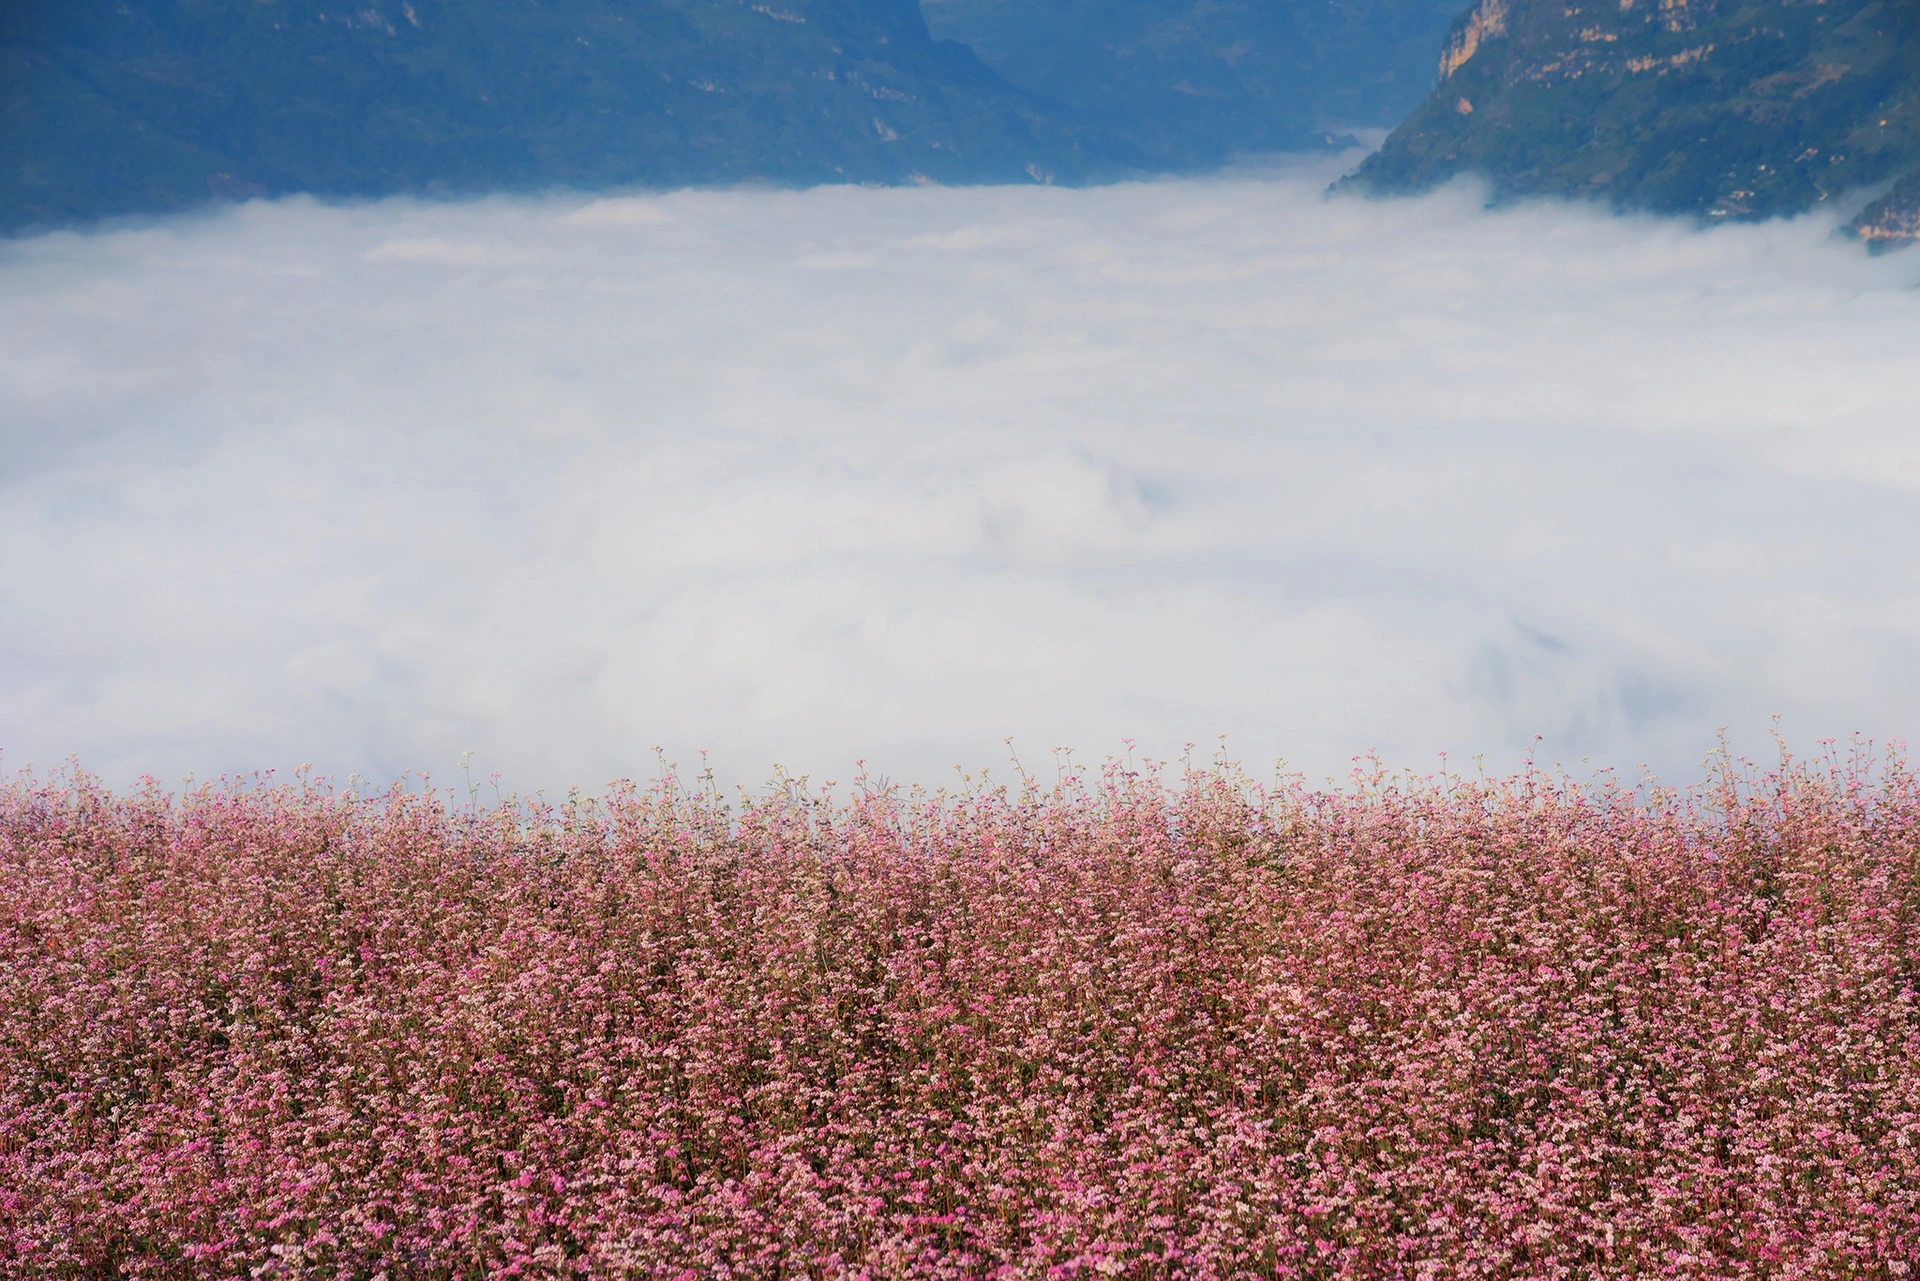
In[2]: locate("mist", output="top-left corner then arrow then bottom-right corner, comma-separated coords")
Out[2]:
4,156 -> 1918,795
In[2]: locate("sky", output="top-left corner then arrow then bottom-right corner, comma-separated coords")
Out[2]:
4,154 -> 1919,797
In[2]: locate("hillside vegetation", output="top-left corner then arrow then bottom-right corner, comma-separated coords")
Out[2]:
0,0 -> 1472,232
5,754 -> 1918,1274
0,0 -> 1093,231
1354,0 -> 1920,239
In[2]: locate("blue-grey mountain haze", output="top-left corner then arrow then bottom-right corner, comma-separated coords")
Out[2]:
1,0 -> 1462,231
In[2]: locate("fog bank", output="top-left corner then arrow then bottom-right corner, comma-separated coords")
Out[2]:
5,159 -> 1919,793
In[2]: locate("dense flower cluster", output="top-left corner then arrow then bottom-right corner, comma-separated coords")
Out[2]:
4,752 -> 1919,1278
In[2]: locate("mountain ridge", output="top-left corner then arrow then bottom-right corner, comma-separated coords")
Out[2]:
0,0 -> 1108,232
2,0 -> 1472,233
1350,0 -> 1920,243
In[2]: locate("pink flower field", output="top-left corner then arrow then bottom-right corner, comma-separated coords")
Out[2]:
4,753 -> 1919,1278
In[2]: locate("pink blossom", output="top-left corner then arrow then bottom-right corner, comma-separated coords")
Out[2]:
1,750 -> 1917,1275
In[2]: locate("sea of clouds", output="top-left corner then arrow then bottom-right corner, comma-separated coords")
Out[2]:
4,155 -> 1919,796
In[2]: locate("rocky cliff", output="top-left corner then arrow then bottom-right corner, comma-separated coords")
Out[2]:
1352,0 -> 1920,244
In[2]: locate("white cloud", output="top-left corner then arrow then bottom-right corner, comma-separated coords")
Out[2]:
3,160 -> 1919,794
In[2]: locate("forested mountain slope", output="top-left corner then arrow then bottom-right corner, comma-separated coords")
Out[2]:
1351,0 -> 1920,241
3,1 -> 1482,232
0,0 -> 1095,231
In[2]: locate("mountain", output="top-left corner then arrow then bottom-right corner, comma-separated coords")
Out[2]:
1350,0 -> 1920,242
4,1 -> 1485,232
921,0 -> 1466,162
0,0 -> 1104,232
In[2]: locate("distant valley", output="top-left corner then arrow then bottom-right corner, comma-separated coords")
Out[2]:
923,0 -> 1464,162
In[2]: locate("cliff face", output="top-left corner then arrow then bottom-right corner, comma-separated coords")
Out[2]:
1352,0 -> 1920,242
1853,170 -> 1920,245
0,0 -> 1103,232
